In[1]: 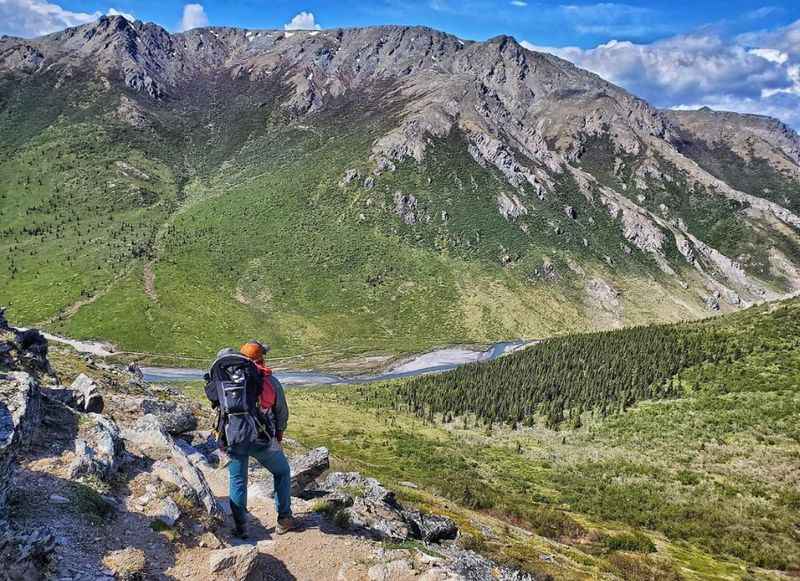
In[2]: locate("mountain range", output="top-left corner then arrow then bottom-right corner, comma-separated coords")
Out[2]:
1,15 -> 799,358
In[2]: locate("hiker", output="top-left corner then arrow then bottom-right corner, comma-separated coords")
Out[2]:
205,341 -> 298,538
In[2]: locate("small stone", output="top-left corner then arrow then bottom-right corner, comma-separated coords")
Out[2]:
208,545 -> 258,580
102,548 -> 147,580
199,532 -> 223,549
154,497 -> 181,527
50,494 -> 69,504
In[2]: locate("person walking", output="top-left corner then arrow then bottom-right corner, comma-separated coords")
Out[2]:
205,341 -> 299,538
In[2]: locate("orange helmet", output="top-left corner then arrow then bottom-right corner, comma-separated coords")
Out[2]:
240,340 -> 267,361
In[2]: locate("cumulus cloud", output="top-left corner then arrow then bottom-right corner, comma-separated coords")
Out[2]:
511,1 -> 527,6
0,0 -> 137,37
179,3 -> 208,32
106,7 -> 135,22
523,18 -> 800,129
0,0 -> 96,37
284,11 -> 321,31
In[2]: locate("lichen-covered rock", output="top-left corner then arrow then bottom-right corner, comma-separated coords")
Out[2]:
401,510 -> 458,543
393,191 -> 418,225
0,371 -> 41,511
313,472 -> 459,543
68,413 -> 124,481
140,399 -> 197,435
443,549 -> 537,581
153,497 -> 181,527
124,415 -> 221,519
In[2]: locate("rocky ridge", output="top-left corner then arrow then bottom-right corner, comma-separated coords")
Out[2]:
2,16 -> 799,318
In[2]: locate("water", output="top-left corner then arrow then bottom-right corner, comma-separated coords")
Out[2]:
141,340 -> 534,385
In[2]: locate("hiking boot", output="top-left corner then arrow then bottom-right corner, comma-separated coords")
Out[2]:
232,522 -> 248,539
276,516 -> 300,535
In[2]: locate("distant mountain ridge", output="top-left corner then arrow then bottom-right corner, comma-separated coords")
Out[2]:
0,15 -> 799,357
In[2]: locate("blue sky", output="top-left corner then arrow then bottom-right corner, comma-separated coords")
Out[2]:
3,1 -> 800,127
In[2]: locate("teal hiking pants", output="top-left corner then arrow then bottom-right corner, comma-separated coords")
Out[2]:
227,440 -> 292,526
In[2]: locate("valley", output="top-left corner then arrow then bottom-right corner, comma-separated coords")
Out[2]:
1,17 -> 799,362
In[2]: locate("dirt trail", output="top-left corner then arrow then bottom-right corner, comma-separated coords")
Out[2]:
171,467 -> 377,580
144,261 -> 158,302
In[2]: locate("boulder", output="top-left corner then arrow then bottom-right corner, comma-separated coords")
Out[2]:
320,471 -> 397,505
140,399 -> 197,435
290,447 -> 330,495
339,168 -> 360,187
124,416 -> 222,519
313,472 -> 459,543
0,371 -> 42,511
67,413 -> 125,481
314,472 -> 409,541
402,510 -> 458,543
444,549 -> 538,581
13,329 -> 50,373
70,373 -> 104,413
208,545 -> 258,580
249,447 -> 330,500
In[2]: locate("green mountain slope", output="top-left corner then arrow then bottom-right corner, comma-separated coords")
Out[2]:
286,296 -> 800,576
1,18 -> 799,359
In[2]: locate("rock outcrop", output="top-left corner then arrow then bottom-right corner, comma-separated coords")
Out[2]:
309,472 -> 459,544
67,413 -> 125,480
123,415 -> 222,519
249,446 -> 330,500
0,372 -> 41,511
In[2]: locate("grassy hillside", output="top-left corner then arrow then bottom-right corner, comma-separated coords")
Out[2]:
280,297 -> 800,579
0,79 -> 715,359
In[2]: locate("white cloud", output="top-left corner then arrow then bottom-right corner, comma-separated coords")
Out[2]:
523,19 -> 800,129
0,0 -> 137,37
511,1 -> 527,6
744,6 -> 781,20
0,0 -> 98,37
179,3 -> 208,32
749,47 -> 788,65
106,8 -> 135,22
559,2 -> 667,38
284,11 -> 321,31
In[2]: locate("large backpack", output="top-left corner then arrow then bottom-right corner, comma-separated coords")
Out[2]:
206,353 -> 275,447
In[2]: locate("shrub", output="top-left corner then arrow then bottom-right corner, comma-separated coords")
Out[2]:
604,532 -> 656,553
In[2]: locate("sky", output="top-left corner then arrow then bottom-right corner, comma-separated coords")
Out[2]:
1,0 -> 800,128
